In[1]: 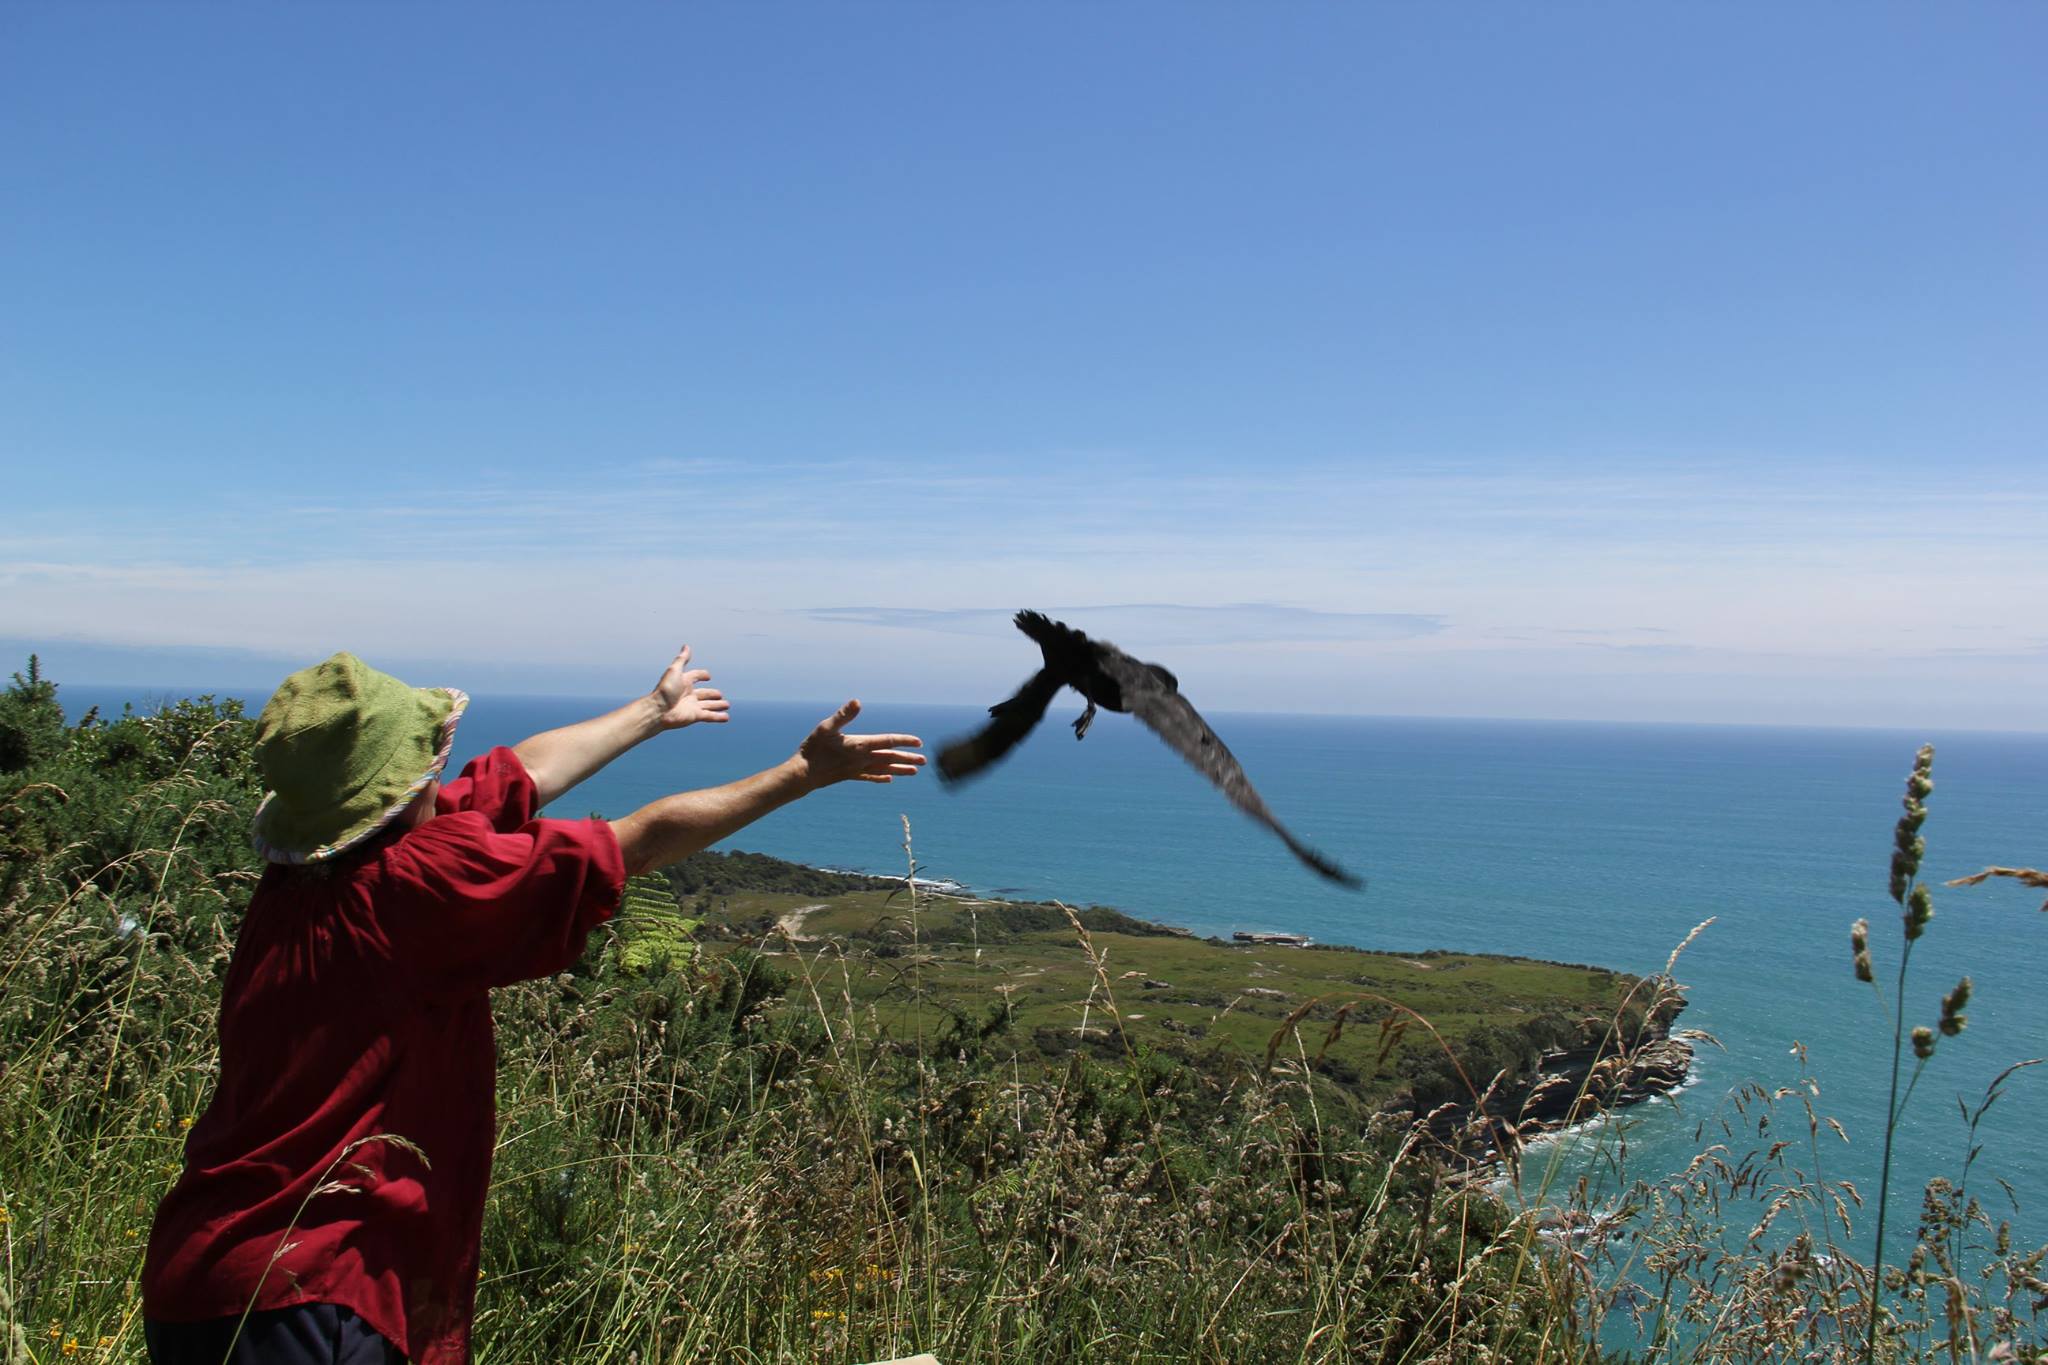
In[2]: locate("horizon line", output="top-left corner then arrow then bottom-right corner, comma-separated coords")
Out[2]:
46,678 -> 2048,741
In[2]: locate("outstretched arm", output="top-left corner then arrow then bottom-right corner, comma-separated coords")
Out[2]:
514,645 -> 729,807
607,699 -> 922,876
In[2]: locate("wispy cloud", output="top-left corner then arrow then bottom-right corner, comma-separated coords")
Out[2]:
1522,625 -> 1674,638
1566,641 -> 1702,657
4,454 -> 2045,728
12,453 -> 2047,570
800,604 -> 1445,646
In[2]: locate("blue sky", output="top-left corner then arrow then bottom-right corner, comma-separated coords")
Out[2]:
3,5 -> 2043,728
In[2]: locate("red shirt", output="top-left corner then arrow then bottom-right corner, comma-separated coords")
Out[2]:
143,747 -> 624,1364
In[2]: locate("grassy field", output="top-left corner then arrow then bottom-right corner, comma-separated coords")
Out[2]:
4,667 -> 2043,1363
689,877 -> 1653,1124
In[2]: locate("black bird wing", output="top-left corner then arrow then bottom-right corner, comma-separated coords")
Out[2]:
1097,647 -> 1365,889
937,668 -> 1064,783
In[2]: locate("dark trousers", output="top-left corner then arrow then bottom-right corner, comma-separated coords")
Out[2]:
145,1303 -> 405,1364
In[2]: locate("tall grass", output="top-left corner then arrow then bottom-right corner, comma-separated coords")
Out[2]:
2,669 -> 2043,1362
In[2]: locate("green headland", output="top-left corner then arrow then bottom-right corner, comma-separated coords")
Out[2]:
650,848 -> 1693,1151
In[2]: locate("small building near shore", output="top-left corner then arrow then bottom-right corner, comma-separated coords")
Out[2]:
1231,931 -> 1313,948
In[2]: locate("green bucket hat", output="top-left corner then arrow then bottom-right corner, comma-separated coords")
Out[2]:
250,652 -> 469,864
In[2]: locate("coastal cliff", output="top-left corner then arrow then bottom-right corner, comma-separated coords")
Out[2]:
1431,989 -> 1695,1166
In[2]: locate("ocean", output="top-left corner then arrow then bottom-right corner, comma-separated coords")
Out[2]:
65,685 -> 2048,1255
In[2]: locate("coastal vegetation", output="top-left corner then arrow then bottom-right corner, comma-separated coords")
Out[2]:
1,661 -> 2042,1362
670,855 -> 1688,1147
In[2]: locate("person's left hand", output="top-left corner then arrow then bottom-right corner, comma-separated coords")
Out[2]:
650,645 -> 729,729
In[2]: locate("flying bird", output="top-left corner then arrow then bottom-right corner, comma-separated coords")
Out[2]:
937,611 -> 1364,889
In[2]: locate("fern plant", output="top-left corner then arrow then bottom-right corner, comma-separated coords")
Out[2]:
611,870 -> 701,975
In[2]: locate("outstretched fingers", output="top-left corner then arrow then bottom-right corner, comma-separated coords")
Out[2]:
837,734 -> 925,783
859,743 -> 925,780
849,733 -> 922,751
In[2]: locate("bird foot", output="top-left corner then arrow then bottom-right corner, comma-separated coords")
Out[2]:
1072,703 -> 1096,740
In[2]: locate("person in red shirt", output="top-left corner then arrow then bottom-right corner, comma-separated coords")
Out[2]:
141,648 -> 924,1364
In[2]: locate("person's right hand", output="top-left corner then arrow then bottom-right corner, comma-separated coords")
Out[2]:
795,700 -> 925,788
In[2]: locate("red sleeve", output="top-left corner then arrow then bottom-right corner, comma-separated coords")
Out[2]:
377,808 -> 625,999
434,746 -> 538,833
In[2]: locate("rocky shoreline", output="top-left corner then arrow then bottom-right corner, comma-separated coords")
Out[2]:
1436,994 -> 1696,1170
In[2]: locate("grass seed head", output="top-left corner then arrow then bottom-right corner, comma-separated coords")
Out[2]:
1912,1025 -> 1937,1061
1850,919 -> 1873,982
1938,977 -> 1972,1036
1889,747 -> 1935,902
1889,853 -> 1913,905
1904,885 -> 1934,941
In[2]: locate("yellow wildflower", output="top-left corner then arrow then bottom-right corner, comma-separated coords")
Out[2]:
49,1325 -> 63,1340
98,1338 -> 116,1349
179,1116 -> 195,1130
63,1338 -> 80,1356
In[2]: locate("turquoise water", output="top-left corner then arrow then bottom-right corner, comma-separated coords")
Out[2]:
67,687 -> 2048,1253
